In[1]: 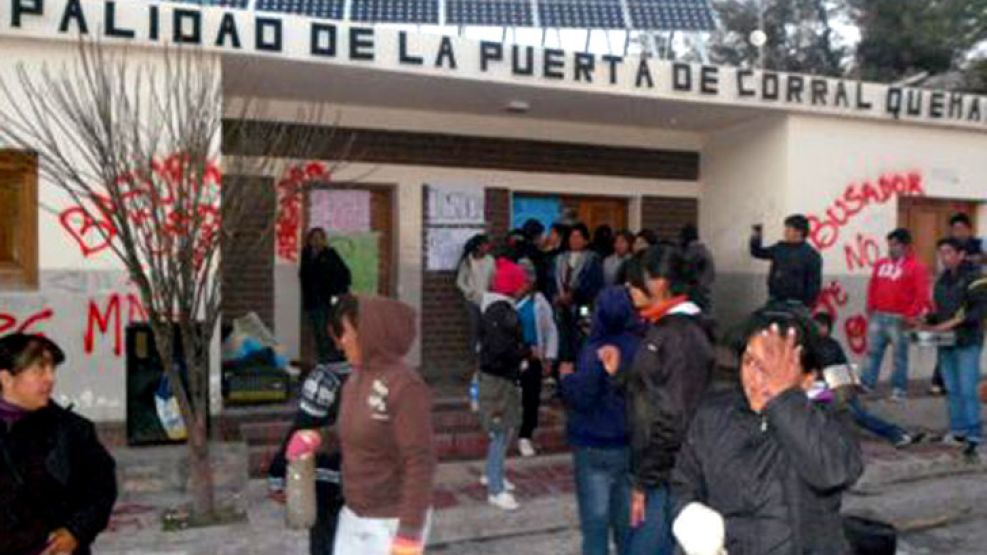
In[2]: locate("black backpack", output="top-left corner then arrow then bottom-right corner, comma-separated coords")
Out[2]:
479,299 -> 525,379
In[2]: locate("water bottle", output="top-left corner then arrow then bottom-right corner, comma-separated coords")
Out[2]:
469,373 -> 479,413
285,431 -> 319,529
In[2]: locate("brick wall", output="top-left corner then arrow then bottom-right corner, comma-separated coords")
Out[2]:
221,177 -> 275,330
640,196 -> 700,241
420,188 -> 510,381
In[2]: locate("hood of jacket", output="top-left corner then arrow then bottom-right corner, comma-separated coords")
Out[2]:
481,291 -> 515,312
357,296 -> 417,369
589,286 -> 641,342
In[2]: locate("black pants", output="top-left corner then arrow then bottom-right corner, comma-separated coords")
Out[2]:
931,362 -> 945,390
520,358 -> 543,440
311,453 -> 344,555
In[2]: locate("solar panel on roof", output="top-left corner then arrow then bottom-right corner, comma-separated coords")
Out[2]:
351,0 -> 439,23
537,0 -> 625,29
627,0 -> 717,31
255,0 -> 345,19
446,0 -> 534,27
167,0 -> 250,8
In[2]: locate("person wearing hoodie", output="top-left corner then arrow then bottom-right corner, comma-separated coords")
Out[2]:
478,258 -> 531,511
515,260 -> 559,458
560,287 -> 642,555
749,214 -> 823,308
600,248 -> 715,555
288,295 -> 434,555
860,228 -> 930,402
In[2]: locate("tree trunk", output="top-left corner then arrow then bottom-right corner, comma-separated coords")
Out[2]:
188,413 -> 215,517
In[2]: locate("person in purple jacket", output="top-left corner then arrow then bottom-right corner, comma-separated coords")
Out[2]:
560,286 -> 643,555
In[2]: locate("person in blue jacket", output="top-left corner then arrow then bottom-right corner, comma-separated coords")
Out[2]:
560,286 -> 642,555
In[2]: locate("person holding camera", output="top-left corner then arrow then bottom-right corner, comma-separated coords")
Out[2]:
749,215 -> 823,309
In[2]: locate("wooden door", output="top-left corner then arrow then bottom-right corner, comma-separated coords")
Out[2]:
898,197 -> 978,272
561,196 -> 629,232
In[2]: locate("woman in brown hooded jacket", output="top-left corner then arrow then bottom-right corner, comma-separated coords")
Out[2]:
314,295 -> 436,555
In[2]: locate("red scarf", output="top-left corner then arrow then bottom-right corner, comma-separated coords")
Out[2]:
639,295 -> 691,323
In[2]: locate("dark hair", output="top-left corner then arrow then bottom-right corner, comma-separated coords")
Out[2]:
937,237 -> 963,251
812,312 -> 834,331
592,225 -> 615,257
950,213 -> 973,228
623,253 -> 647,291
550,222 -> 570,237
636,229 -> 658,247
329,295 -> 360,340
784,214 -> 810,236
460,233 -> 490,264
626,245 -> 695,297
0,333 -> 65,377
734,304 -> 820,373
615,229 -> 635,248
679,223 -> 699,247
886,228 -> 912,245
568,223 -> 591,248
521,219 -> 545,241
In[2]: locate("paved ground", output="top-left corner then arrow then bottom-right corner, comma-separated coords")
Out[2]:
93,389 -> 987,554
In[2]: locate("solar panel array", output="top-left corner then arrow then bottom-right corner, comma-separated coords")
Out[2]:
538,0 -> 624,29
351,0 -> 439,23
628,0 -> 716,31
255,0 -> 344,20
162,0 -> 716,31
447,0 -> 534,27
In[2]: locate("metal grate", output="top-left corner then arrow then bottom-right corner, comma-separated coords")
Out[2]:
254,0 -> 345,19
446,0 -> 534,26
537,0 -> 625,29
351,0 -> 440,23
627,0 -> 716,31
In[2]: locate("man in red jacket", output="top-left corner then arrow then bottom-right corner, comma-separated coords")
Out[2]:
861,228 -> 930,402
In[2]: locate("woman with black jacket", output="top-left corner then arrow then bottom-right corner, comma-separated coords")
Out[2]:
669,307 -> 863,555
0,333 -> 117,555
299,228 -> 352,363
600,247 -> 715,555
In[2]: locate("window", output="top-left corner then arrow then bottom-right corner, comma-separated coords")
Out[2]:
0,150 -> 38,290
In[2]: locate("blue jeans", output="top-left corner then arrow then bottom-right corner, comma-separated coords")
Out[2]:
485,428 -> 512,495
861,312 -> 909,392
938,344 -> 983,444
573,447 -> 631,555
848,397 -> 906,444
627,485 -> 673,555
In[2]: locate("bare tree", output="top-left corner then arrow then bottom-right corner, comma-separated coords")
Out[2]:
0,40 -> 354,518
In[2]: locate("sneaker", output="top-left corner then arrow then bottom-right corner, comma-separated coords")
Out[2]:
941,433 -> 967,447
518,438 -> 537,458
893,432 -> 925,449
479,475 -> 516,492
928,385 -> 945,396
889,389 -> 908,403
963,441 -> 981,460
487,491 -> 520,511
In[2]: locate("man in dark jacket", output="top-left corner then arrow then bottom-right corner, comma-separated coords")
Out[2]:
670,308 -> 863,555
750,214 -> 823,308
924,238 -> 986,457
0,333 -> 117,555
299,228 -> 352,363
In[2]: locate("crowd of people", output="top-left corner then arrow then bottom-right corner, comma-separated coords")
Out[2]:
0,210 -> 983,555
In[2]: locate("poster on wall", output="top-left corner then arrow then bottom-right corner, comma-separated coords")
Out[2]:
427,184 -> 485,225
328,232 -> 380,295
427,227 -> 486,271
512,195 -> 561,231
310,189 -> 371,233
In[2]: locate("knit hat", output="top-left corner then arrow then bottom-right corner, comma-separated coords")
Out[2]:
491,258 -> 527,296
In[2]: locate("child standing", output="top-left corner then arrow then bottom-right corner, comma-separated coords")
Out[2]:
516,259 -> 559,458
478,258 -> 530,511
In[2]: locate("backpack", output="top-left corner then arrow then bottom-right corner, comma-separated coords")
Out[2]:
479,299 -> 525,379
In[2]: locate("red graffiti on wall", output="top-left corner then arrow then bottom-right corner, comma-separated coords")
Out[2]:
275,161 -> 329,261
58,154 -> 222,270
808,171 -> 924,251
844,315 -> 869,356
843,233 -> 883,272
84,293 -> 147,357
813,281 -> 849,322
0,308 -> 54,336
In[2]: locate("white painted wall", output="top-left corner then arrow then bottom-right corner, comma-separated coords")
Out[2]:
0,38 -> 223,421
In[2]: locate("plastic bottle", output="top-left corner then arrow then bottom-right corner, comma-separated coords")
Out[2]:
285,431 -> 320,529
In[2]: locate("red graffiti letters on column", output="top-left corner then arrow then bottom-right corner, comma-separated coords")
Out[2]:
0,309 -> 55,336
84,293 -> 148,357
808,170 -> 925,356
275,161 -> 329,262
58,154 -> 222,268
